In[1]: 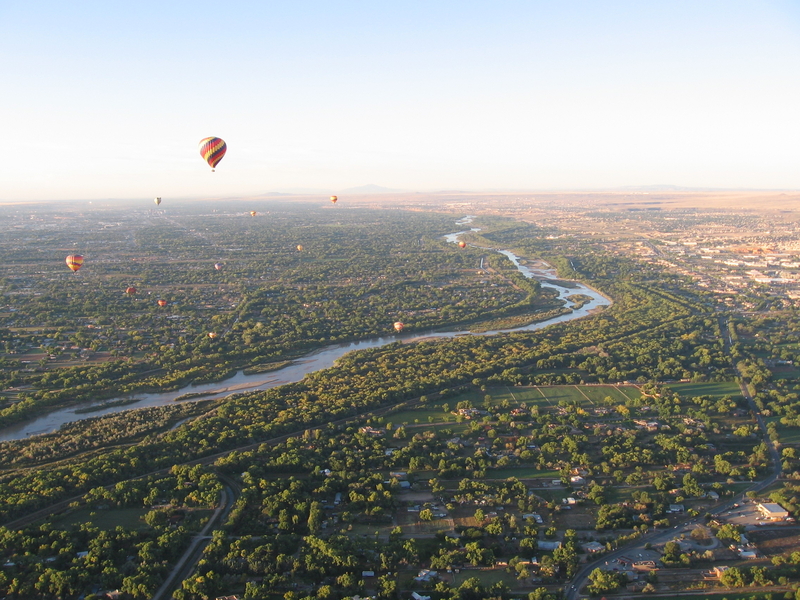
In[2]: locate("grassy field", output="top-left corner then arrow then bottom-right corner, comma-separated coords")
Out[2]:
538,386 -> 593,406
667,381 -> 743,400
489,467 -> 561,480
51,506 -> 150,530
766,416 -> 800,444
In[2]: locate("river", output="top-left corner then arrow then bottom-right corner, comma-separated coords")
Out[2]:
0,218 -> 610,442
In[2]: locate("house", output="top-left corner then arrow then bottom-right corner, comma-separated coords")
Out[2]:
362,571 -> 375,577
757,502 -> 789,521
668,504 -> 685,513
707,491 -> 720,501
739,549 -> 759,560
582,541 -> 605,554
570,476 -> 586,487
359,426 -> 384,437
214,596 -> 240,600
412,594 -> 431,600
523,513 -> 544,524
538,541 -> 562,551
415,569 -> 438,582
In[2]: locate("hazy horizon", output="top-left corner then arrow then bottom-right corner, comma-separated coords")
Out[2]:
2,1 -> 799,201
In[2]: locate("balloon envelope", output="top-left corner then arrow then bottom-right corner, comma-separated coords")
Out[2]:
394,322 -> 404,332
208,332 -> 217,339
250,211 -> 257,217
157,299 -> 167,307
126,287 -> 137,295
330,195 -> 338,204
214,263 -> 223,270
199,137 -> 227,170
458,241 -> 467,248
296,245 -> 304,252
154,197 -> 161,206
65,255 -> 84,272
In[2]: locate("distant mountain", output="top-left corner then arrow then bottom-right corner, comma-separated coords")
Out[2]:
339,184 -> 405,194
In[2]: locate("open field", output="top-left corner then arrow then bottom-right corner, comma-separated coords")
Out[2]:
666,381 -> 743,400
50,506 -> 150,531
766,416 -> 800,444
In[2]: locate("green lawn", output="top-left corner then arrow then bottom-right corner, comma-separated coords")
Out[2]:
50,506 -> 150,531
766,416 -> 800,444
538,385 -> 592,406
617,385 -> 644,401
667,381 -> 743,400
489,467 -> 561,479
579,385 -> 633,404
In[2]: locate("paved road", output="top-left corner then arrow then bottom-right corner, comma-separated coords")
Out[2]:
151,480 -> 237,600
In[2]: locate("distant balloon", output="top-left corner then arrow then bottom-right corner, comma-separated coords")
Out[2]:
126,287 -> 137,295
296,245 -> 304,252
458,241 -> 467,249
154,197 -> 162,206
207,332 -> 218,339
198,137 -> 227,171
157,299 -> 167,307
214,262 -> 223,271
65,255 -> 84,272
394,321 -> 404,332
250,211 -> 257,217
330,195 -> 338,204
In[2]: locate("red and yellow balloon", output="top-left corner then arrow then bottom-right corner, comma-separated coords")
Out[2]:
199,137 -> 227,171
65,255 -> 84,272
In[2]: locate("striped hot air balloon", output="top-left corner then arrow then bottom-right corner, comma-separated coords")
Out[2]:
126,287 -> 137,295
394,322 -> 404,332
330,195 -> 338,204
154,197 -> 162,205
198,137 -> 227,171
157,299 -> 167,307
65,255 -> 84,272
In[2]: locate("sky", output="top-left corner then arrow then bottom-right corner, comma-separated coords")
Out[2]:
1,1 -> 800,201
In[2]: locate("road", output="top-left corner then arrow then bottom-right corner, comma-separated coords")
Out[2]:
151,474 -> 241,600
564,316 -> 782,600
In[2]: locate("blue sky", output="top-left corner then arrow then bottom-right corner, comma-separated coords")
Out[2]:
2,1 -> 799,201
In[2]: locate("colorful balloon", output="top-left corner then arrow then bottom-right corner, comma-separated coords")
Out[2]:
65,255 -> 84,272
126,287 -> 137,295
296,245 -> 304,252
198,137 -> 227,171
458,241 -> 467,249
250,211 -> 257,217
154,197 -> 161,206
208,332 -> 218,339
330,195 -> 338,204
214,262 -> 223,271
394,322 -> 404,332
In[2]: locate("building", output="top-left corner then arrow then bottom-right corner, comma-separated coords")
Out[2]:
757,502 -> 789,521
582,541 -> 605,554
538,540 -> 562,551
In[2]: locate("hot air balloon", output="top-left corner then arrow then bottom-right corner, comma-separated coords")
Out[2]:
65,255 -> 84,272
330,195 -> 338,204
198,137 -> 227,171
126,287 -> 137,295
250,211 -> 257,217
157,299 -> 167,307
208,332 -> 218,339
394,322 -> 404,332
296,245 -> 304,252
154,197 -> 162,206
458,241 -> 467,249
214,262 -> 223,271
